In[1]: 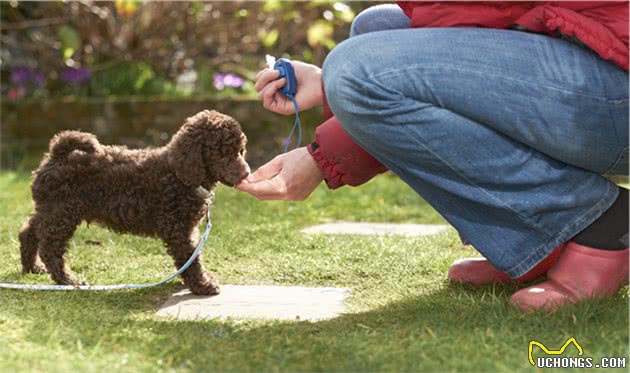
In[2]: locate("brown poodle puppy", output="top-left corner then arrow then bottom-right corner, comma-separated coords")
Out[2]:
18,110 -> 249,295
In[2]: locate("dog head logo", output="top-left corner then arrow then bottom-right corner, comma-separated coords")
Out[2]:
528,337 -> 583,366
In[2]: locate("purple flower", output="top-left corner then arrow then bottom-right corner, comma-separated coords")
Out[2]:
9,66 -> 46,89
213,72 -> 244,90
61,67 -> 92,83
10,67 -> 30,84
223,73 -> 244,88
10,67 -> 34,85
33,72 -> 45,87
213,73 -> 226,90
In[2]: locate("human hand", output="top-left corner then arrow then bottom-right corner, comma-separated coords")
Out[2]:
235,147 -> 324,201
254,60 -> 323,115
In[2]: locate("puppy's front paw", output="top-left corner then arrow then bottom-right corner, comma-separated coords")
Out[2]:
188,274 -> 220,296
190,283 -> 220,296
52,273 -> 85,286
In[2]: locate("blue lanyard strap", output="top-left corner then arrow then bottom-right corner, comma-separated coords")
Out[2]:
284,95 -> 302,153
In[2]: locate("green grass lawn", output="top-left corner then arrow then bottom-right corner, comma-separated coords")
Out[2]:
0,171 -> 627,372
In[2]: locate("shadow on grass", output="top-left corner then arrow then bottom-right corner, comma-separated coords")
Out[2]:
2,281 -> 627,371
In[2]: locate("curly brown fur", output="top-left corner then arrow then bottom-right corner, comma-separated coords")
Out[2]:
19,110 -> 249,295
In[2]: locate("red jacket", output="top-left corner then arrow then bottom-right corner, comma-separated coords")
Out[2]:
309,1 -> 629,189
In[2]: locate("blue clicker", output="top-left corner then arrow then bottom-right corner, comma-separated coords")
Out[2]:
274,58 -> 297,99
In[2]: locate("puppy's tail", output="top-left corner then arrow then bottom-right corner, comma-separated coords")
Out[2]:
49,131 -> 100,160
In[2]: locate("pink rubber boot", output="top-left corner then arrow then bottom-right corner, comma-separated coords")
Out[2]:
510,242 -> 629,312
448,244 -> 566,285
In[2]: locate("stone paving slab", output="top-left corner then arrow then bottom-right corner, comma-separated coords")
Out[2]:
157,285 -> 350,321
301,222 -> 449,237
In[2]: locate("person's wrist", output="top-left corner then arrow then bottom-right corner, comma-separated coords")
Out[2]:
306,142 -> 325,180
313,68 -> 323,106
305,66 -> 324,108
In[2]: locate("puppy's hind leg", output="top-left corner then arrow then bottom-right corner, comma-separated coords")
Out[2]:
37,210 -> 82,285
164,230 -> 220,296
19,214 -> 47,274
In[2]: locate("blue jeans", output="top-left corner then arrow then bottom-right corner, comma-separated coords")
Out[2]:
324,5 -> 629,277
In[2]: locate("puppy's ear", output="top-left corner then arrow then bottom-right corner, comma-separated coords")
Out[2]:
167,114 -> 208,186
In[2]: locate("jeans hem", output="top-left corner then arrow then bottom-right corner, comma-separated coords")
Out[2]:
505,181 -> 619,278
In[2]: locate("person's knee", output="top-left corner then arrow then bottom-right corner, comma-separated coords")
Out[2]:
349,6 -> 376,37
350,4 -> 409,37
322,38 -> 365,118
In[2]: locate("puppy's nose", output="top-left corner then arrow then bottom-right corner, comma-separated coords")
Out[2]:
240,171 -> 250,180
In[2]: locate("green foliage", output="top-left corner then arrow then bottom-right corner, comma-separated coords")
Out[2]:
263,0 -> 285,13
2,1 -> 363,99
307,20 -> 336,49
259,29 -> 280,49
58,25 -> 80,61
190,1 -> 204,16
333,2 -> 355,23
86,62 -> 173,97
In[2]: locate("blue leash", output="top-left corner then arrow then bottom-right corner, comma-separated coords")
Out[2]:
0,192 -> 215,291
284,95 -> 302,153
